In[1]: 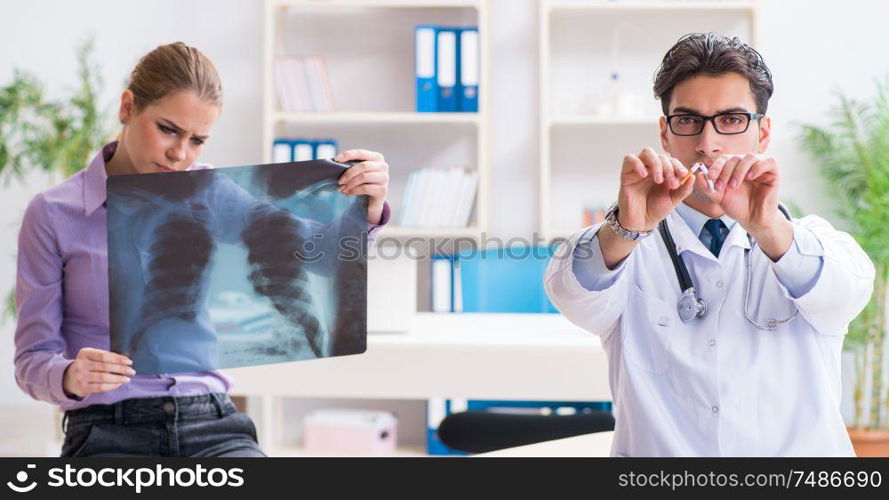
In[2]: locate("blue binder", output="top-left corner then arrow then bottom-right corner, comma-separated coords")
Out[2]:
313,139 -> 338,160
415,25 -> 438,112
272,139 -> 293,163
291,140 -> 315,162
458,27 -> 479,112
430,254 -> 455,312
436,27 -> 459,112
456,246 -> 559,313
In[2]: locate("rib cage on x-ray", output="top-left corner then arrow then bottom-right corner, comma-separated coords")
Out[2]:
108,159 -> 367,373
128,211 -> 215,356
241,203 -> 323,357
247,162 -> 367,357
126,175 -> 325,358
118,172 -> 216,357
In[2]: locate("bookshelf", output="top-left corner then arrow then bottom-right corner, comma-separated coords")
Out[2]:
538,0 -> 759,241
263,0 -> 490,240
259,0 -> 492,457
273,111 -> 480,124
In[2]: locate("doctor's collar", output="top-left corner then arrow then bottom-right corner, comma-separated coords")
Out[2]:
674,202 -> 737,238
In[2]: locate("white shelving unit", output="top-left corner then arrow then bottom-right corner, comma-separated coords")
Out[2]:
539,0 -> 759,241
273,111 -> 481,125
258,0 -> 492,456
263,0 -> 490,240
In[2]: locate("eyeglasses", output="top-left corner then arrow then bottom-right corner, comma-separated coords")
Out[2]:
665,112 -> 764,136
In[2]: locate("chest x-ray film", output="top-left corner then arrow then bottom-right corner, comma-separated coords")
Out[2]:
107,159 -> 368,374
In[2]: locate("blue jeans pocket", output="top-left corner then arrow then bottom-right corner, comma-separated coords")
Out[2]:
232,413 -> 259,443
61,424 -> 102,457
61,423 -> 162,457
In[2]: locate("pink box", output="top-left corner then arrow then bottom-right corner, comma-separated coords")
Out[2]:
303,410 -> 398,456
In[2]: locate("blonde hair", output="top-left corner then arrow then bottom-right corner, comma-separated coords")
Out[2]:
127,42 -> 223,111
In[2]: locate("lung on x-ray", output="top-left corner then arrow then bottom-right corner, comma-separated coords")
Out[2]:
106,159 -> 368,374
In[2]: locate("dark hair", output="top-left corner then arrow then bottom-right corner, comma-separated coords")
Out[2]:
653,33 -> 773,115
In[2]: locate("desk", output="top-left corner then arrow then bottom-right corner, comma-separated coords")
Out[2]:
222,313 -> 611,452
477,431 -> 614,457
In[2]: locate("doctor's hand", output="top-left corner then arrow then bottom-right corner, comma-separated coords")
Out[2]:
704,153 -> 793,260
62,348 -> 135,399
335,149 -> 389,225
596,148 -> 693,269
617,147 -> 696,232
704,153 -> 782,233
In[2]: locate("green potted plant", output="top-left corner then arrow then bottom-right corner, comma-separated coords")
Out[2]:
801,82 -> 889,457
1,38 -> 111,318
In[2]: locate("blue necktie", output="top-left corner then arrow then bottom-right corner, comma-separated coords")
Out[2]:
703,219 -> 728,257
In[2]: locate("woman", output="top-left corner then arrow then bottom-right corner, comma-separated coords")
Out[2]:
14,42 -> 390,457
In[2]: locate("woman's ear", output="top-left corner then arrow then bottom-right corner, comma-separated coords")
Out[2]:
119,89 -> 134,125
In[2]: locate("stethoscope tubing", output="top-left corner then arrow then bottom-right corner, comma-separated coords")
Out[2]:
658,204 -> 798,330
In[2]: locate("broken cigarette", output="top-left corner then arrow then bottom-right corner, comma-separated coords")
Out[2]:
679,162 -> 716,192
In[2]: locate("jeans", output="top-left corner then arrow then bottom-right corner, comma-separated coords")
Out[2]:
60,393 -> 265,457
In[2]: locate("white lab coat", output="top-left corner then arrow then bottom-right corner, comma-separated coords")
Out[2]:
544,210 -> 875,456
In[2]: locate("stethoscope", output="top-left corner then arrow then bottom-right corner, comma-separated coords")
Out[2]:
657,204 -> 798,331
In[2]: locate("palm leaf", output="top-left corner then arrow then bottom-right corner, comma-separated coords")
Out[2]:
800,81 -> 889,430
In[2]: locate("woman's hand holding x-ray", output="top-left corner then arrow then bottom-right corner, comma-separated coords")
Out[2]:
334,149 -> 389,225
63,348 -> 136,399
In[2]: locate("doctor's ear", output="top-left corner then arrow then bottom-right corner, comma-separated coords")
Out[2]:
659,116 -> 671,153
757,115 -> 771,153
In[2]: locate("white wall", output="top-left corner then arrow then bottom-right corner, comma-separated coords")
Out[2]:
1,0 -> 887,421
0,0 -> 263,406
758,0 -> 889,217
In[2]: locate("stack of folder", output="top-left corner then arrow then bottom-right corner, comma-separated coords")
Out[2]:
275,56 -> 335,112
415,25 -> 479,113
271,138 -> 338,163
398,167 -> 478,228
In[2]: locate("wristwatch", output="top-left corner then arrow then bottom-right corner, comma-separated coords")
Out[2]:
603,203 -> 654,241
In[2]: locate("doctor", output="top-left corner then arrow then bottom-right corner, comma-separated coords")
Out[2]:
544,33 -> 875,456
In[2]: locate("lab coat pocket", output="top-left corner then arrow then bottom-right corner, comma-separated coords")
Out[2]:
621,285 -> 674,374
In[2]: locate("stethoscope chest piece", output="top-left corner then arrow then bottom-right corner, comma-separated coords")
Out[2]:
658,204 -> 798,330
678,287 -> 707,322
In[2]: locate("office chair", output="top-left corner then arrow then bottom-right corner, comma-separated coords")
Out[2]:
437,409 -> 615,454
